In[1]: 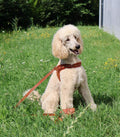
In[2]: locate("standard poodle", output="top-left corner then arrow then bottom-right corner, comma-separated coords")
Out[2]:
25,24 -> 97,116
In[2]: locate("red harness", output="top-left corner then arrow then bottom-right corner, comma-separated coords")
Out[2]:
55,61 -> 81,81
15,61 -> 81,108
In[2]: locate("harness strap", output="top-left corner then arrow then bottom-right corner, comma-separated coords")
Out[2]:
60,108 -> 75,115
15,61 -> 81,108
55,62 -> 81,81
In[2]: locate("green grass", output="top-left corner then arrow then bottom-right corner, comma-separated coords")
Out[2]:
0,26 -> 120,137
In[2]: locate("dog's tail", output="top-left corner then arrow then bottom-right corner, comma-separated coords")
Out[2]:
23,89 -> 41,105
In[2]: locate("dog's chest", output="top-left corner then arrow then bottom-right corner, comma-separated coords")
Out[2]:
60,67 -> 84,88
75,68 -> 84,89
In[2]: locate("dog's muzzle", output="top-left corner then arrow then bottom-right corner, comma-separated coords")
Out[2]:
70,45 -> 80,55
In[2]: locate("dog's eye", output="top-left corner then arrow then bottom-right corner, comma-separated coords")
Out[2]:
74,36 -> 77,39
66,38 -> 70,41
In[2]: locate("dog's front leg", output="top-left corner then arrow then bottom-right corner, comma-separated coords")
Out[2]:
60,79 -> 75,115
79,78 -> 97,111
41,72 -> 60,114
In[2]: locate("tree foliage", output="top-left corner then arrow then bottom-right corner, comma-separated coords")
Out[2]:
0,0 -> 99,30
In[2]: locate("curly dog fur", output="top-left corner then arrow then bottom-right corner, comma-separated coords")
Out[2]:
25,24 -> 97,114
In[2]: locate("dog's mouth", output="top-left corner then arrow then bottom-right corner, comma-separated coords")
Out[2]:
69,48 -> 79,55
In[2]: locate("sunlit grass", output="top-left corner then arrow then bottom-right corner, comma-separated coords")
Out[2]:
0,26 -> 120,137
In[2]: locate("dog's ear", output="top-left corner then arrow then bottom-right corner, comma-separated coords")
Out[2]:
77,35 -> 83,54
52,33 -> 69,59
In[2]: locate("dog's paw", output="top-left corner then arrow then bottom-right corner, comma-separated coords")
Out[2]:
90,103 -> 97,111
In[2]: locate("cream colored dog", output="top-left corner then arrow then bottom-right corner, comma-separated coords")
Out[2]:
25,24 -> 97,115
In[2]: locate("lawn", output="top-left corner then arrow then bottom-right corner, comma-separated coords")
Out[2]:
0,26 -> 120,137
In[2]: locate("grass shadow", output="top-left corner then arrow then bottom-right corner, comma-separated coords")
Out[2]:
73,92 -> 115,109
73,93 -> 86,109
93,93 -> 115,106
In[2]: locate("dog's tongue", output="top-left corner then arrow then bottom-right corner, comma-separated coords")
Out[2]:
74,50 -> 79,55
70,48 -> 79,55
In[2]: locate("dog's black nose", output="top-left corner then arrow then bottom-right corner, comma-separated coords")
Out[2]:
76,45 -> 80,49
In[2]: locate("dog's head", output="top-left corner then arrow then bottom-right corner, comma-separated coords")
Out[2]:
52,24 -> 83,59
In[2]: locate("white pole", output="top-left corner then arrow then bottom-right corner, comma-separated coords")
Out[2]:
99,0 -> 102,28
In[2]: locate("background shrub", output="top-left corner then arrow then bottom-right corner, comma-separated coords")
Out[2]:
0,0 -> 99,30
